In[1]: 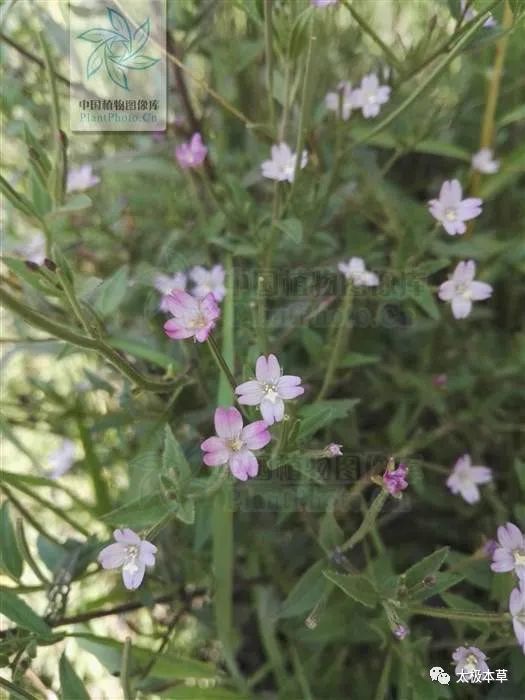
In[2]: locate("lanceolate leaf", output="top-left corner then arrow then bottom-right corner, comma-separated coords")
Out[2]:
0,502 -> 23,579
323,570 -> 379,609
59,653 -> 90,700
0,589 -> 53,637
403,546 -> 450,589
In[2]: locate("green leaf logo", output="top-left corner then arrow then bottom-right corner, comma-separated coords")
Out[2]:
77,6 -> 159,90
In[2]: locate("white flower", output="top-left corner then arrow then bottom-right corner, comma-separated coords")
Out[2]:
446,453 -> 492,504
452,646 -> 489,675
338,257 -> 379,286
154,272 -> 187,312
48,439 -> 76,479
472,148 -> 500,174
98,528 -> 157,590
352,73 -> 391,119
325,81 -> 359,121
428,179 -> 483,235
17,232 -> 46,265
66,164 -> 100,193
190,264 -> 226,302
438,260 -> 492,319
261,143 -> 308,183
510,585 -> 525,653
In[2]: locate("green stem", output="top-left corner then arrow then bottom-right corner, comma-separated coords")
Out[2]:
1,485 -> 62,547
352,6 -> 500,149
340,490 -> 389,553
121,637 -> 134,700
343,1 -> 402,71
373,648 -> 393,700
289,12 -> 316,199
256,272 -> 267,354
207,334 -> 238,395
407,605 -> 509,623
38,32 -> 64,207
317,281 -> 353,400
77,416 -> 111,515
0,287 -> 178,393
264,0 -> 275,129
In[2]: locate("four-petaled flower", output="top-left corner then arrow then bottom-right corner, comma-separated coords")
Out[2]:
163,291 -> 220,342
438,260 -> 492,319
98,528 -> 157,590
352,73 -> 391,118
235,354 -> 304,425
325,81 -> 358,121
383,463 -> 408,496
175,133 -> 208,169
472,148 -> 500,174
190,264 -> 226,302
338,257 -> 379,286
154,272 -> 187,312
491,522 -> 525,583
452,646 -> 489,676
67,165 -> 100,193
261,143 -> 308,183
48,439 -> 76,479
428,179 -> 482,235
446,453 -> 492,504
510,585 -> 525,654
201,406 -> 271,481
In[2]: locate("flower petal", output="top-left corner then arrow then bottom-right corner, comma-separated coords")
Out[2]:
114,528 -> 141,545
229,450 -> 259,481
242,421 -> 271,450
98,543 -> 126,569
214,406 -> 243,439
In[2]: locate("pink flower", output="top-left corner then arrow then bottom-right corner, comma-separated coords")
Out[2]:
235,354 -> 304,425
201,407 -> 271,481
163,291 -> 220,342
472,148 -> 499,174
352,73 -> 391,119
432,373 -> 448,388
510,585 -> 525,654
261,143 -> 308,183
383,463 -> 408,496
491,523 -> 525,583
154,272 -> 187,312
393,624 -> 409,640
175,133 -> 208,169
98,528 -> 157,590
438,260 -> 493,319
325,81 -> 359,120
190,264 -> 226,302
446,453 -> 492,504
338,257 -> 379,286
428,179 -> 482,235
452,646 -> 489,675
67,164 -> 100,193
325,443 -> 343,457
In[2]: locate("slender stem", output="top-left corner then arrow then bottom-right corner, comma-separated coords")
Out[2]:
121,638 -> 134,700
264,0 -> 275,129
279,48 -> 292,141
407,605 -> 509,623
0,485 -> 62,547
256,272 -> 267,354
351,5 -> 501,149
55,266 -> 92,336
343,1 -> 402,71
76,416 -> 111,515
289,14 -> 316,198
207,334 -> 237,394
467,0 -> 513,234
0,287 -> 178,393
339,490 -> 389,553
38,32 -> 64,208
317,281 -> 353,400
373,648 -> 393,700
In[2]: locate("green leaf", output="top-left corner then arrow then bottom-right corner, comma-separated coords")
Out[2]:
319,510 -> 344,552
104,493 -> 177,529
409,282 -> 440,320
339,353 -> 380,368
0,588 -> 53,637
2,257 -> 59,296
0,502 -> 23,579
410,572 -> 465,601
279,560 -> 327,618
92,265 -> 129,316
59,653 -> 90,700
403,546 -> 450,589
109,337 -> 180,370
276,218 -> 303,245
162,425 -> 192,491
298,399 -> 359,440
50,193 -> 92,215
323,570 -> 379,608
